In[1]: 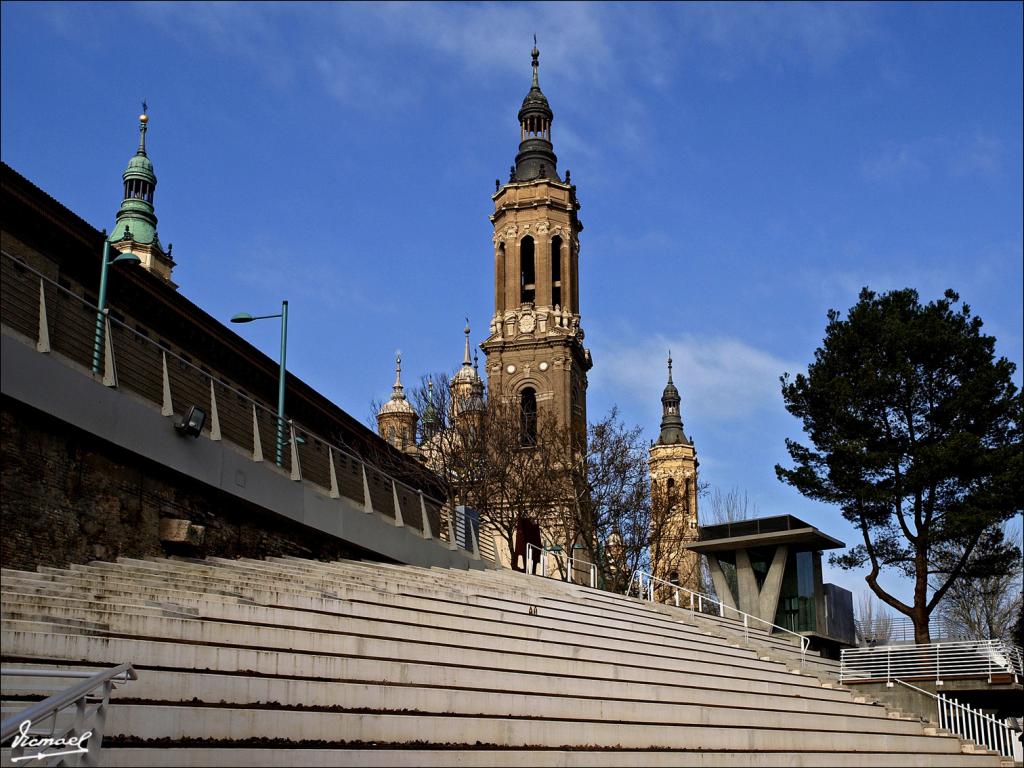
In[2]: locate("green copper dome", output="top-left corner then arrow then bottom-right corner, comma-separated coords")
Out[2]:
110,113 -> 160,247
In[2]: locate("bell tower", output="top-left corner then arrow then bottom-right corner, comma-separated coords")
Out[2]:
481,43 -> 592,448
649,355 -> 701,593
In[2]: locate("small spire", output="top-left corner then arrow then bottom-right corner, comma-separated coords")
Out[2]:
393,353 -> 403,389
667,351 -> 673,383
473,351 -> 480,374
463,319 -> 472,366
531,36 -> 540,89
427,378 -> 434,402
137,102 -> 149,156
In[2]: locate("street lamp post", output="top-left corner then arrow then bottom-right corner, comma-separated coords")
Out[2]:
91,233 -> 141,374
231,300 -> 288,467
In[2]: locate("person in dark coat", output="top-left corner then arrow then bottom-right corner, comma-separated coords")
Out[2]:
513,517 -> 543,573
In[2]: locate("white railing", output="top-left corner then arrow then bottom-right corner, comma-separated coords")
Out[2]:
854,616 -> 956,645
840,639 -> 1023,684
894,679 -> 1021,760
1,664 -> 137,766
626,570 -> 810,667
526,542 -> 598,588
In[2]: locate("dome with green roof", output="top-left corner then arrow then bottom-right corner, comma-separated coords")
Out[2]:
110,112 -> 161,247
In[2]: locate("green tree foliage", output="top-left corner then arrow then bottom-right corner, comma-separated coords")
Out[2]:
777,288 -> 1022,644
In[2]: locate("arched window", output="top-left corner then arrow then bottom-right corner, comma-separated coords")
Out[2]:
520,237 -> 535,304
667,477 -> 676,509
551,236 -> 562,307
520,387 -> 538,446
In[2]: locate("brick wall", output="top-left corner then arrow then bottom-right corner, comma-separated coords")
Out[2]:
1,398 -> 364,571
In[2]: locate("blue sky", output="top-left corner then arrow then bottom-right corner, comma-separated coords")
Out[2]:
2,2 -> 1021,603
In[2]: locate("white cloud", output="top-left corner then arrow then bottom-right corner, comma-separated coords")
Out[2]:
595,332 -> 794,424
861,133 -> 1004,182
949,133 -> 1003,177
678,2 -> 877,80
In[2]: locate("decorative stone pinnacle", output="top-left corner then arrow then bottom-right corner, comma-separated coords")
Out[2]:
667,352 -> 673,382
531,37 -> 540,88
463,319 -> 472,366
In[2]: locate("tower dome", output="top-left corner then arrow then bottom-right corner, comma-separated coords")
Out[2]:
658,353 -> 688,446
107,108 -> 176,285
451,323 -> 485,415
377,354 -> 419,454
111,111 -> 160,248
513,40 -> 559,182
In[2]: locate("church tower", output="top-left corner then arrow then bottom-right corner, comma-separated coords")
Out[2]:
481,44 -> 592,448
110,110 -> 176,286
649,355 -> 701,593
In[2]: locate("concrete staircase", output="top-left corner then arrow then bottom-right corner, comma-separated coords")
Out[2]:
0,557 -> 1012,767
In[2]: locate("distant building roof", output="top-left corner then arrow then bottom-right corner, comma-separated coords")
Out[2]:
685,514 -> 844,553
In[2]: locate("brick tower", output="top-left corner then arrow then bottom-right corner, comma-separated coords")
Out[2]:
481,43 -> 592,450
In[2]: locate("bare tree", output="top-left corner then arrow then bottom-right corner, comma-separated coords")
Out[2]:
370,381 -> 684,593
856,590 -> 894,646
695,485 -> 759,600
704,486 -> 758,525
556,408 -> 652,592
936,521 -> 1023,642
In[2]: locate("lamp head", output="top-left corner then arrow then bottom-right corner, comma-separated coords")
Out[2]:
230,313 -> 255,324
111,252 -> 141,266
174,405 -> 206,438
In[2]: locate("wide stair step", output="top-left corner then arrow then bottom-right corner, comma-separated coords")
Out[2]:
1,556 -> 1007,766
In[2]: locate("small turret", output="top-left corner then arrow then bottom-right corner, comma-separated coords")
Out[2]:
513,39 -> 559,183
109,107 -> 176,286
420,379 -> 441,442
451,322 -> 485,417
658,353 -> 688,446
377,353 -> 418,454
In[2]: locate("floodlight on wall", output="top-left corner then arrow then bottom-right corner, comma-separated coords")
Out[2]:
174,405 -> 206,438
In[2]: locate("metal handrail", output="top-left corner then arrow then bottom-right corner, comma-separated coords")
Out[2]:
526,542 -> 598,588
840,639 -> 1023,684
1,664 -> 137,766
893,678 -> 1018,759
854,615 -> 956,644
0,250 -> 451,521
627,569 -> 810,666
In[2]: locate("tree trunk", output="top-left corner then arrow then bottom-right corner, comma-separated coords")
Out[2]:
912,605 -> 931,645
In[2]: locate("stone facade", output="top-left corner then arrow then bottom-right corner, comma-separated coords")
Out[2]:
0,399 -> 359,571
649,441 -> 701,593
481,179 -> 591,446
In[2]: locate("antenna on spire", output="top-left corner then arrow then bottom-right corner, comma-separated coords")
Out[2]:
142,99 -> 148,116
